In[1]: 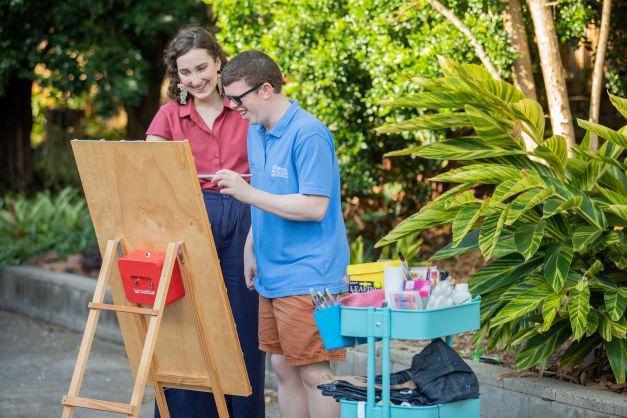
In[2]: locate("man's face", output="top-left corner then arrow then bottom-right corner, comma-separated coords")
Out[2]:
223,80 -> 264,124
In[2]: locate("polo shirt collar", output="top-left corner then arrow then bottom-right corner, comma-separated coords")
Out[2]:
260,100 -> 300,138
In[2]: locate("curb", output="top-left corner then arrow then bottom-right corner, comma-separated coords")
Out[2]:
2,266 -> 625,418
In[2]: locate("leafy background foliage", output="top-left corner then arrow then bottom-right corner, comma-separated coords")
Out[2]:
376,59 -> 626,383
0,188 -> 95,266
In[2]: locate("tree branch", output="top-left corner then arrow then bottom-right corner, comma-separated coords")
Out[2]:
426,0 -> 502,80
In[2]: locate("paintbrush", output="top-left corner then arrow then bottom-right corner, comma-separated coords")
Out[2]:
398,252 -> 411,280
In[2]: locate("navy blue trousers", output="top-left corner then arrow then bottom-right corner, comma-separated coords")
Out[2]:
155,191 -> 265,418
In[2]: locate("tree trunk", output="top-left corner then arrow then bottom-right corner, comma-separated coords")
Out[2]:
0,74 -> 34,192
503,0 -> 537,101
589,0 -> 612,152
124,71 -> 162,140
124,46 -> 164,140
503,0 -> 539,153
526,0 -> 576,152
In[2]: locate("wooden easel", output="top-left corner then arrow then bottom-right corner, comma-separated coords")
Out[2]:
62,140 -> 251,418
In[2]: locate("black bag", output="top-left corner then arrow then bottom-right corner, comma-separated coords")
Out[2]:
318,339 -> 479,406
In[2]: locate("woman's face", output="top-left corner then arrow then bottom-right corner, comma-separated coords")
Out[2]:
176,48 -> 221,102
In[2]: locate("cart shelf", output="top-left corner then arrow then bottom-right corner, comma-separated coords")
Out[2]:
337,297 -> 481,418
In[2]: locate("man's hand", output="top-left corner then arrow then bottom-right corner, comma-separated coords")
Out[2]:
243,228 -> 256,290
244,247 -> 257,290
212,169 -> 254,203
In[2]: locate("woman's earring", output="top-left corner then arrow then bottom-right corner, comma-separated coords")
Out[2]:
217,72 -> 224,96
177,83 -> 188,104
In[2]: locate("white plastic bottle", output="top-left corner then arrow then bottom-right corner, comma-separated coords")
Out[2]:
452,283 -> 472,305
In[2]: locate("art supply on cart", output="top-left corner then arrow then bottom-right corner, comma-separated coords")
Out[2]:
384,266 -> 405,306
452,282 -> 472,305
346,260 -> 402,293
397,252 -> 412,280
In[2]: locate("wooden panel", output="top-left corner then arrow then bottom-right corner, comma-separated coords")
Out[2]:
71,140 -> 250,396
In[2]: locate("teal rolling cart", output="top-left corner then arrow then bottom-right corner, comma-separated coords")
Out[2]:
338,297 -> 481,418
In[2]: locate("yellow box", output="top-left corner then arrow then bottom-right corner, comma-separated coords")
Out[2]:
346,260 -> 402,291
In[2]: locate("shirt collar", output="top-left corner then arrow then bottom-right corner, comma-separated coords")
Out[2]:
177,96 -> 231,118
256,100 -> 300,138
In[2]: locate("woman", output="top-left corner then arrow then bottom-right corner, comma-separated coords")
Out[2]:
146,26 -> 265,418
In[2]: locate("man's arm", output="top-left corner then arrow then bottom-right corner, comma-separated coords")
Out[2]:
243,227 -> 256,290
212,169 -> 329,221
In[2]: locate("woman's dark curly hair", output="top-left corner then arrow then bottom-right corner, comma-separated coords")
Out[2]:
164,26 -> 228,102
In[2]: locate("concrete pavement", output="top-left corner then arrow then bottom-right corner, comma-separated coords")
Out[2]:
0,309 -> 280,418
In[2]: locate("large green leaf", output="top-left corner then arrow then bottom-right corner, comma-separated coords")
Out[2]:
598,311 -> 613,342
516,321 -> 571,369
567,279 -> 590,341
479,205 -> 509,260
469,253 -> 543,295
572,226 -> 603,253
465,105 -> 523,150
580,141 -> 624,191
541,177 -> 608,230
611,316 -> 627,339
543,244 -> 574,292
490,281 -> 553,328
386,137 -> 526,160
604,338 -> 626,384
605,291 -> 627,321
431,164 -> 523,184
491,174 -> 545,204
375,113 -> 471,134
443,190 -> 479,210
506,188 -> 553,225
514,221 -> 546,261
431,229 -> 480,260
542,293 -> 564,331
510,99 -> 545,144
542,197 -> 582,218
606,205 -> 627,221
559,336 -> 601,367
376,199 -> 457,247
577,119 -> 627,148
452,203 -> 484,247
586,309 -> 599,336
379,92 -> 483,109
533,135 -> 568,175
609,93 -> 627,119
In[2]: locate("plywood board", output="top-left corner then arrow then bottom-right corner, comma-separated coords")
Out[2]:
71,139 -> 250,396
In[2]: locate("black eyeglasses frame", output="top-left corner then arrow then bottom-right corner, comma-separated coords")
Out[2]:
224,83 -> 264,106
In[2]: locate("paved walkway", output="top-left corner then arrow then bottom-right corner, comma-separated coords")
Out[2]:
0,309 -> 279,418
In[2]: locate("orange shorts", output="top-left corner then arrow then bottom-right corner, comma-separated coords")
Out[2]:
258,294 -> 346,366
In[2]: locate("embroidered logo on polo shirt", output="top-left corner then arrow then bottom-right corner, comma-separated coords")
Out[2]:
271,165 -> 288,179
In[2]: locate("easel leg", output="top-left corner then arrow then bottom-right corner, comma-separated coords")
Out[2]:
127,242 -> 178,417
62,239 -> 123,418
154,383 -> 171,418
177,242 -> 230,418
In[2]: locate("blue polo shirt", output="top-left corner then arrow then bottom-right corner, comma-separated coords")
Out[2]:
248,101 -> 349,298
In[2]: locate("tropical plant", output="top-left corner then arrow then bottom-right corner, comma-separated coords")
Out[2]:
0,187 -> 96,266
375,58 -> 627,383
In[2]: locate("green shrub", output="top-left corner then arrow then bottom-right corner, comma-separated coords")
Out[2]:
0,187 -> 96,266
376,58 -> 626,383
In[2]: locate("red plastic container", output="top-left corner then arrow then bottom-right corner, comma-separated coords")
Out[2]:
118,250 -> 185,306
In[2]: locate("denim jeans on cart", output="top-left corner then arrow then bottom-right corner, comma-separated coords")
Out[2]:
155,190 -> 265,418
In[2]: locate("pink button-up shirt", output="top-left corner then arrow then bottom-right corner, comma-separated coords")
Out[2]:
146,99 -> 249,191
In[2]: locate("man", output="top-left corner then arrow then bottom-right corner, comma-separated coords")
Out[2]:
212,51 -> 349,418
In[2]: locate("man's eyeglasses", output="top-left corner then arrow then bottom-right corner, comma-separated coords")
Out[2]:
225,83 -> 263,106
